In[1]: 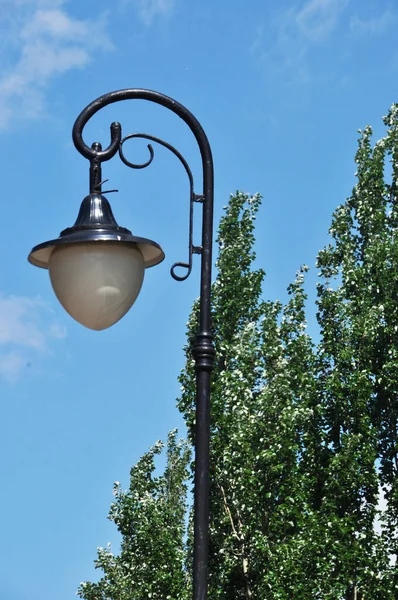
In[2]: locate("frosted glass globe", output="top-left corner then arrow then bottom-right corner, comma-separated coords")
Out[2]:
49,243 -> 145,330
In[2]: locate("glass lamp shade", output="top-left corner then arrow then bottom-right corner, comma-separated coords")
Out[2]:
49,242 -> 145,330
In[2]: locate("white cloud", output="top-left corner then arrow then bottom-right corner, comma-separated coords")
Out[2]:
296,0 -> 348,42
0,353 -> 28,385
0,293 -> 66,383
0,1 -> 112,129
21,8 -> 93,40
251,0 -> 348,81
130,0 -> 175,26
350,7 -> 395,35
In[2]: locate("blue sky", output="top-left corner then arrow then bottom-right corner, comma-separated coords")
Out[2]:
0,0 -> 397,598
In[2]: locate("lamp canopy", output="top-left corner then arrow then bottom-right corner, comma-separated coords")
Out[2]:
28,193 -> 165,270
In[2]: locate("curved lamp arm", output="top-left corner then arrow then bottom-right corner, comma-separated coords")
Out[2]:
72,89 -> 215,600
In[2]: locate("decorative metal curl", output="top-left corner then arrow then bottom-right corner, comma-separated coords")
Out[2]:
119,138 -> 155,169
119,132 -> 198,282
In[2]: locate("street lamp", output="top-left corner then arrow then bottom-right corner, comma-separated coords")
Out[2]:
28,89 -> 215,600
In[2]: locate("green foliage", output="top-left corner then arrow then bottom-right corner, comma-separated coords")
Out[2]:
79,105 -> 398,599
311,107 -> 398,597
77,431 -> 190,600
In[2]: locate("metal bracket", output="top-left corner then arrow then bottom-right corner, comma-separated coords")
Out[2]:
78,124 -> 205,284
116,132 -> 201,282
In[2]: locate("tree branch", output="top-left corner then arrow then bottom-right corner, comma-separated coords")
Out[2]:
219,485 -> 252,599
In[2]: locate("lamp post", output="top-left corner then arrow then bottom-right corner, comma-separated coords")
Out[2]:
28,89 -> 215,600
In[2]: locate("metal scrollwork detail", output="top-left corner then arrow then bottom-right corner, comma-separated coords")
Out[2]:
119,137 -> 155,169
119,133 -> 197,282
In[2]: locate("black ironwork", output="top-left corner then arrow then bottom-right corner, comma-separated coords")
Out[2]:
72,89 -> 215,600
119,132 -> 195,281
28,191 -> 165,270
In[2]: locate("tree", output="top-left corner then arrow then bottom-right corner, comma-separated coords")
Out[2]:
77,430 -> 190,600
78,105 -> 398,599
307,106 -> 398,598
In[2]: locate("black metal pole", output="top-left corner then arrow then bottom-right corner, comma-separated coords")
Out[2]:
72,89 -> 215,600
